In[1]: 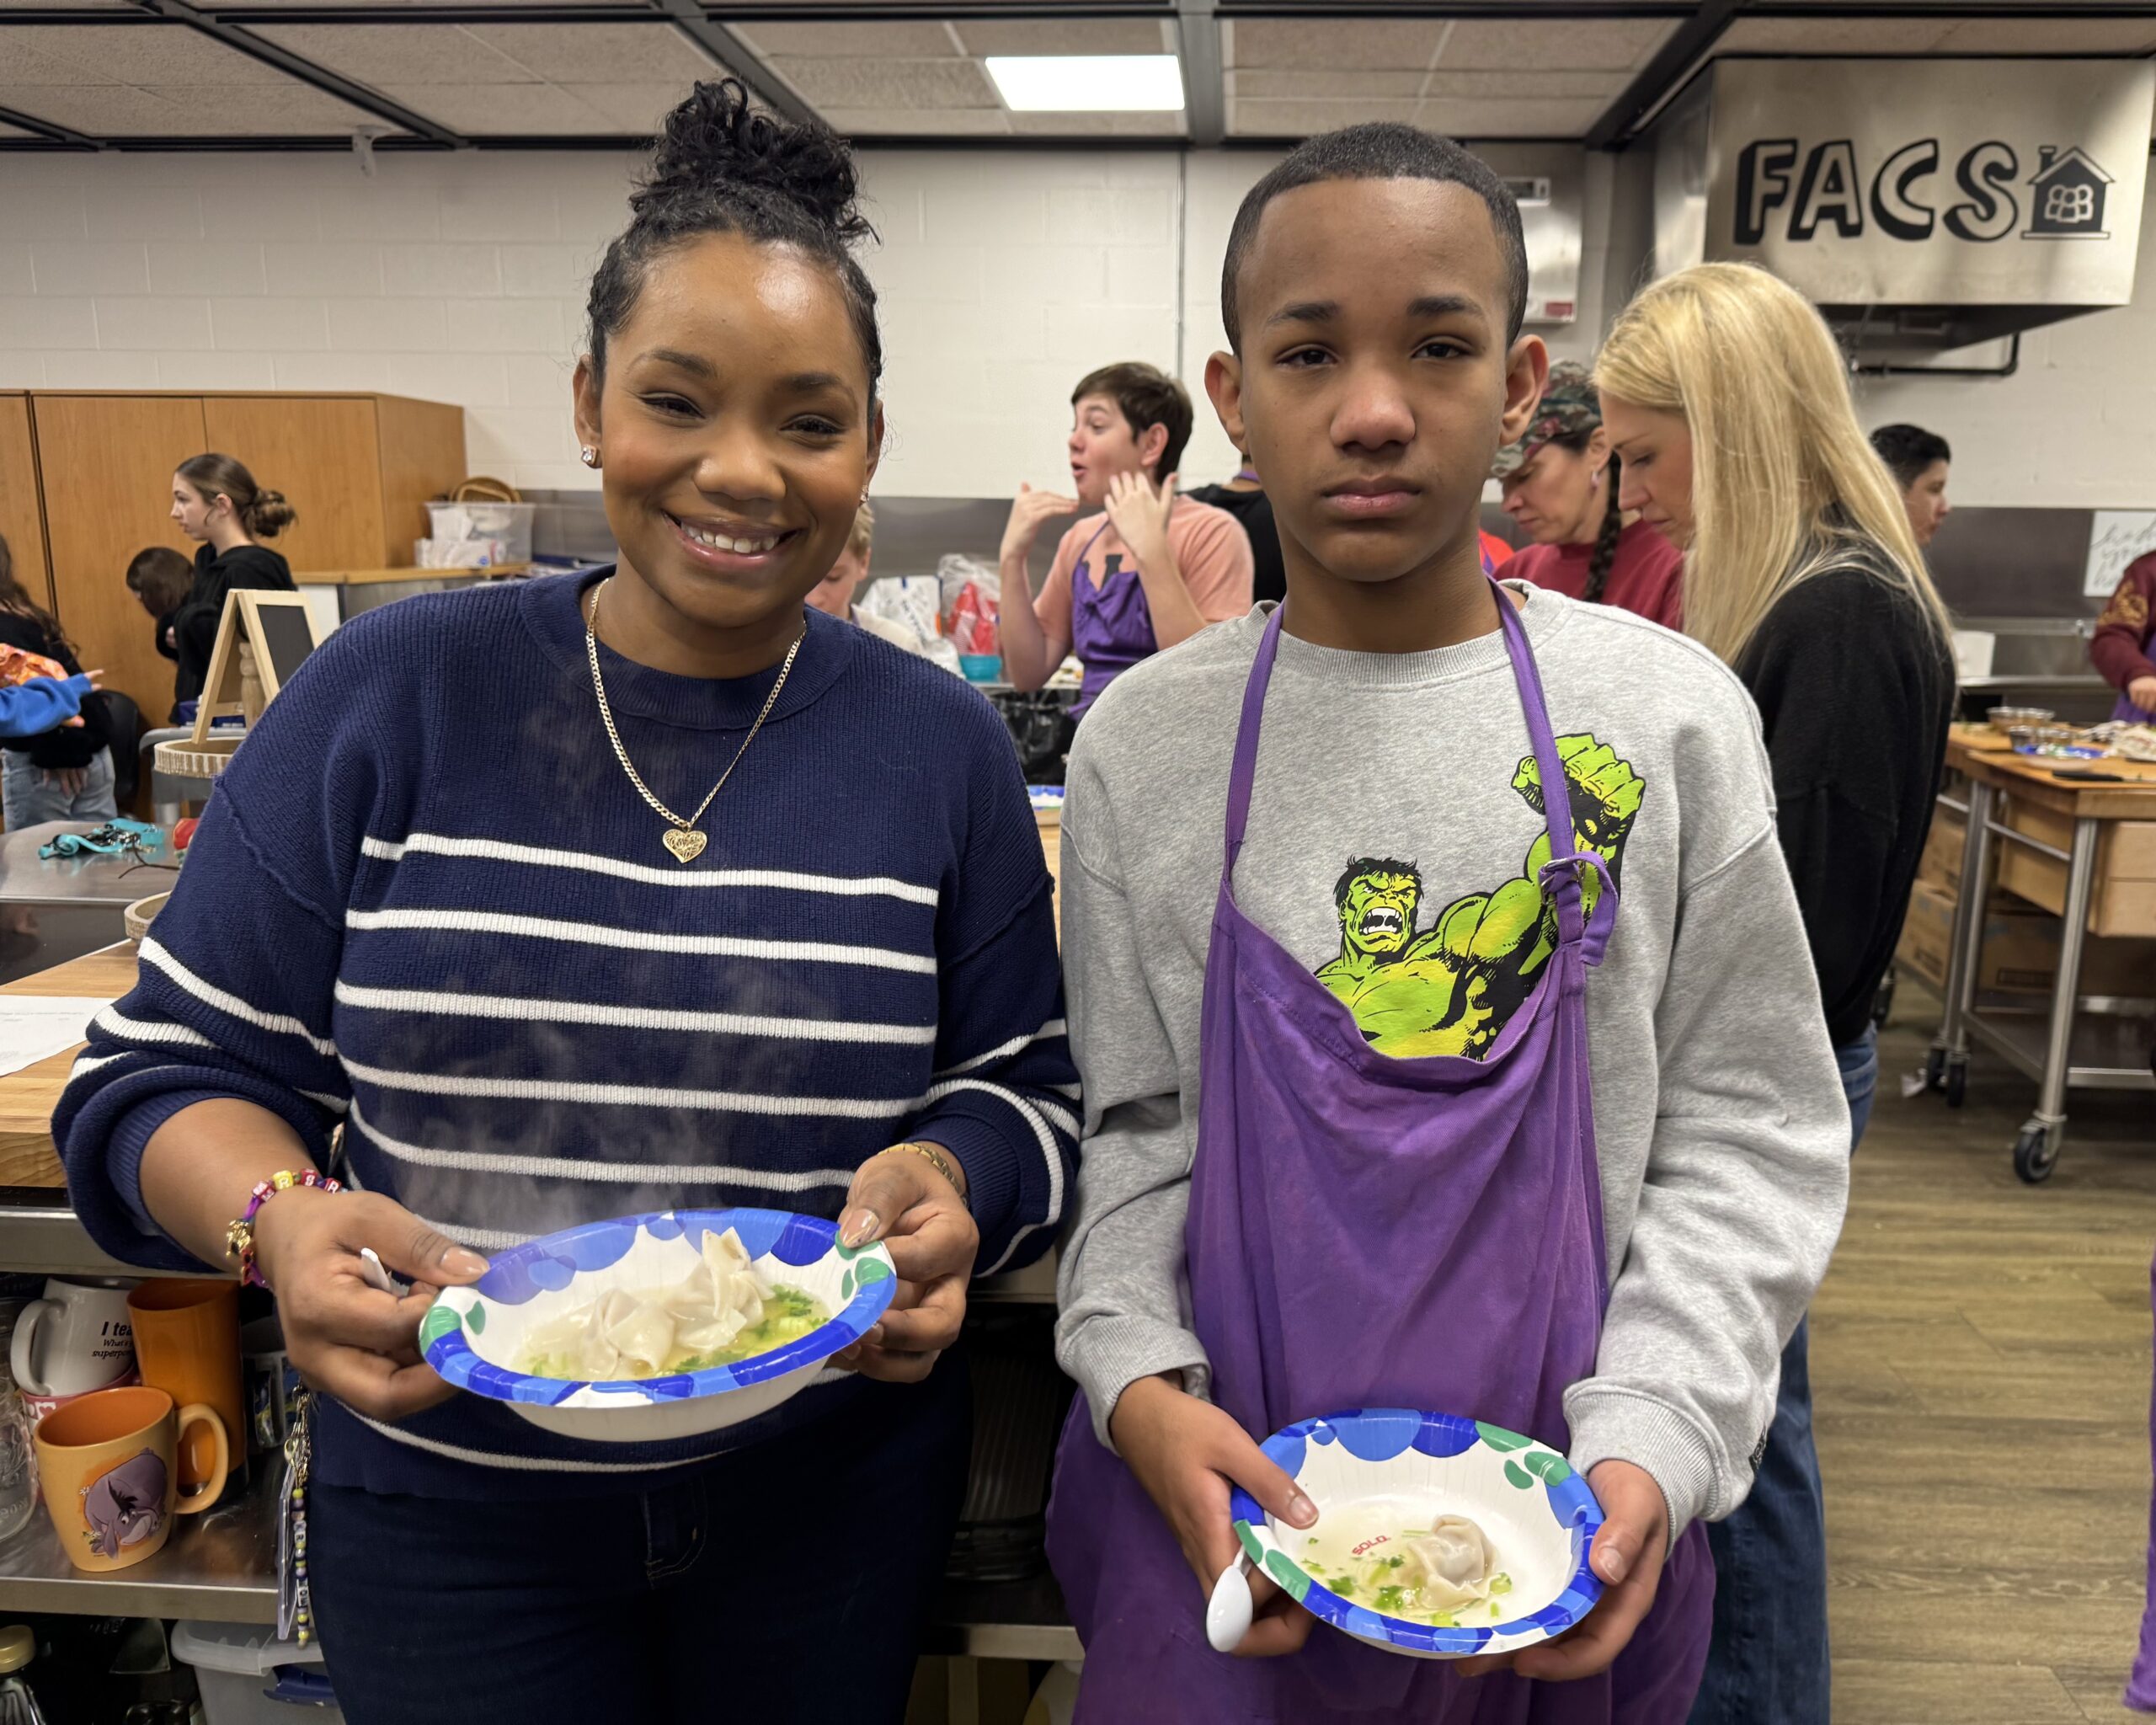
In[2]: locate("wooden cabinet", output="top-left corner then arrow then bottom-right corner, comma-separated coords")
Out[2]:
0,396 -> 53,611
23,391 -> 465,732
33,393 -> 208,733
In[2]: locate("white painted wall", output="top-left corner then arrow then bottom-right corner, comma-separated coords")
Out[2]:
0,142 -> 2150,508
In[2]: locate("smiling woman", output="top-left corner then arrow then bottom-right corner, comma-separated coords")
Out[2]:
53,79 -> 1076,1725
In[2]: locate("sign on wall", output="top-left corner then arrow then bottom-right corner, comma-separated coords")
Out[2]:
1703,60 -> 2155,307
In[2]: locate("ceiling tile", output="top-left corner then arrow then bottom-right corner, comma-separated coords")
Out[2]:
1716,18 -> 1955,54
1229,68 -> 1423,101
1423,69 -> 1625,101
467,23 -> 716,84
0,83 -> 186,131
1230,18 -> 1449,72
1229,96 -> 1419,136
734,21 -> 958,60
1008,108 -> 1182,137
138,80 -> 383,132
381,80 -> 616,134
1936,17 -> 2156,52
0,32 -> 123,83
0,0 -> 136,9
776,56 -> 999,110
1417,95 -> 1609,138
5,23 -> 292,83
818,104 -> 1008,138
253,24 -> 535,84
574,80 -> 712,132
954,19 -> 1171,57
1438,18 -> 1678,72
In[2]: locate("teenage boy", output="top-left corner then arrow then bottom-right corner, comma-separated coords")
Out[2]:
1870,423 -> 1952,550
998,361 -> 1253,714
1046,126 -> 1851,1722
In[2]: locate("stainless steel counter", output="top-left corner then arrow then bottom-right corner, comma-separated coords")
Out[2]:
0,825 -> 166,911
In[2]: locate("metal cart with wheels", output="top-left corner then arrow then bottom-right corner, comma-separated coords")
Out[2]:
1924,734 -> 2156,1183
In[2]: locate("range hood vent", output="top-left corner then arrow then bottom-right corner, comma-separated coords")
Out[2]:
1647,59 -> 2154,356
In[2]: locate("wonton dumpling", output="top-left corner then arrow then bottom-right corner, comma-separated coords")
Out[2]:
603,1296 -> 677,1374
702,1228 -> 763,1325
1390,1515 -> 1497,1611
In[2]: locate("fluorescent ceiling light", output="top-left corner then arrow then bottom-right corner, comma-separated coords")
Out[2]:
985,55 -> 1185,113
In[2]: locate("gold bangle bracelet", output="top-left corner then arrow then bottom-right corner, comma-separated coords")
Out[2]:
884,1140 -> 967,1205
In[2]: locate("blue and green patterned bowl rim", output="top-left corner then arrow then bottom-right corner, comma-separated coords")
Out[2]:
419,1207 -> 897,1408
1227,1407 -> 1604,1658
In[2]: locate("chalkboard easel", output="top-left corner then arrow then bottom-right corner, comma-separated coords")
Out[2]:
189,590 -> 323,745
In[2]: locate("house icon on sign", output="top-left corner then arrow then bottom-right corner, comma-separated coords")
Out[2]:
2024,146 -> 2113,239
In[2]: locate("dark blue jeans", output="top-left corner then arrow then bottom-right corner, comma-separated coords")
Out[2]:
309,1357 -> 969,1725
1690,1026 -> 1876,1725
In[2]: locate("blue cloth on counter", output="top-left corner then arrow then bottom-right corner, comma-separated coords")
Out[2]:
38,818 -> 163,859
55,569 -> 1076,1499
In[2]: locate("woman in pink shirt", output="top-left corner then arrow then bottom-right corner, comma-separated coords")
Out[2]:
998,362 -> 1254,716
1493,360 -> 1683,630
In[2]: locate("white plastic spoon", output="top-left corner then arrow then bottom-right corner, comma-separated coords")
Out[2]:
1206,1552 -> 1254,1653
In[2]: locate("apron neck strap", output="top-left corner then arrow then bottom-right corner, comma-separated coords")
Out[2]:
1497,583 -> 1612,959
1222,604 -> 1286,877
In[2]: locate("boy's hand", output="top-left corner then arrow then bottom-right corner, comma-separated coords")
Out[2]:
1103,471 -> 1177,569
1001,483 -> 1078,563
1108,1373 -> 1319,1658
1457,1459 -> 1669,1683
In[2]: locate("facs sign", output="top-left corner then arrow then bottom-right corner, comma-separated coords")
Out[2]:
1704,60 -> 2155,306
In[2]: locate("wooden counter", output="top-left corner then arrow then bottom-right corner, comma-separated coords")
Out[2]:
0,944 -> 137,1191
296,564 -> 530,587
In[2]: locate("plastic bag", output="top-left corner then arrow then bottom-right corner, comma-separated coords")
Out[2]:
937,556 -> 1001,657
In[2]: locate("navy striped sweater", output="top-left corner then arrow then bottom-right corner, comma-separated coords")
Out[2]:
56,571 -> 1077,1497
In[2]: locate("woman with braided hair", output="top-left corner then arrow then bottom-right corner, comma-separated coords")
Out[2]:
1493,360 -> 1683,628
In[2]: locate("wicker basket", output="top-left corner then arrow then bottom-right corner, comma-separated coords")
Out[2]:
124,892 -> 169,945
154,734 -> 244,780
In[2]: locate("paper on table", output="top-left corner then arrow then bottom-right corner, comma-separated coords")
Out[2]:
0,997 -> 110,1079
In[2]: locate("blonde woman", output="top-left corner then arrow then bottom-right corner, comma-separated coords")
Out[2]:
1597,261 -> 1956,1725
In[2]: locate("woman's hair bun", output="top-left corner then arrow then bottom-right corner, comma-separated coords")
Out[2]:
245,487 -> 296,538
638,79 -> 873,245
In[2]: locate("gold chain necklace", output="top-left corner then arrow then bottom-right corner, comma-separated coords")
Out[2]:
584,579 -> 803,864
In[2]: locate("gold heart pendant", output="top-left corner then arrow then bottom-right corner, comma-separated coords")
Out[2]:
661,828 -> 707,864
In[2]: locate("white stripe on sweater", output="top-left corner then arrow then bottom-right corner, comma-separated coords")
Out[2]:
92,1009 -> 212,1051
347,1098 -> 857,1190
137,937 -> 339,1057
332,980 -> 937,1046
935,1017 -> 1068,1078
361,833 -> 940,906
343,909 -> 936,975
925,1076 -> 1069,1276
344,1057 -> 915,1119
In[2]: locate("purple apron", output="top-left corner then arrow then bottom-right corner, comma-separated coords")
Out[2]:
1046,591 -> 1712,1722
2115,692 -> 2154,724
1069,518 -> 1160,717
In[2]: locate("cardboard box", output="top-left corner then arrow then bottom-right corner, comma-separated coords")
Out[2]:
1898,879 -> 2156,997
1995,798 -> 2156,937
1917,809 -> 1966,895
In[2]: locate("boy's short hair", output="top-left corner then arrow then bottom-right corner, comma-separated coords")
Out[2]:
1073,362 -> 1193,484
847,501 -> 874,558
1870,424 -> 1951,489
125,546 -> 194,615
1222,123 -> 1529,351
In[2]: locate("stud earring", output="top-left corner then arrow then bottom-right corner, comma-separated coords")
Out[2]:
579,446 -> 599,467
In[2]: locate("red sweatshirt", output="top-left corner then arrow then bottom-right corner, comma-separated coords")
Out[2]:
2091,553 -> 2156,702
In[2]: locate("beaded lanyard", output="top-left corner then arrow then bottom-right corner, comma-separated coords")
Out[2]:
276,1388 -> 316,1645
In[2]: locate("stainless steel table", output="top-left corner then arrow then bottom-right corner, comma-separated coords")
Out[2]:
0,825 -> 165,910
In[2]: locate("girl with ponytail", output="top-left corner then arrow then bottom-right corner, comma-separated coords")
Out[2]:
1491,360 -> 1683,628
60,80 -> 1074,1725
168,451 -> 298,713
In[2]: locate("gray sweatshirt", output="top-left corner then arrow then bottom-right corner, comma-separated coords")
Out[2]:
1053,588 -> 1850,1536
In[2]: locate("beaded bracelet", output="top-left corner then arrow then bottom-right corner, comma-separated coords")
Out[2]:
225,1168 -> 340,1290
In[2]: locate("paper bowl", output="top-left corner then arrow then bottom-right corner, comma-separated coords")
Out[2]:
1228,1408 -> 1603,1661
419,1209 -> 895,1444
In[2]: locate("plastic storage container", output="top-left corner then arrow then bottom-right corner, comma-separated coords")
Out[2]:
170,1622 -> 344,1723
419,500 -> 535,568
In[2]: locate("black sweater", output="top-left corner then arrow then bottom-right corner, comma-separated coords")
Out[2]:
1736,555 -> 1956,1047
0,611 -> 107,769
1187,483 -> 1286,607
173,544 -> 296,710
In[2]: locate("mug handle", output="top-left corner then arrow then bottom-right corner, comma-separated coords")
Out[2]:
172,1404 -> 230,1513
8,1300 -> 54,1397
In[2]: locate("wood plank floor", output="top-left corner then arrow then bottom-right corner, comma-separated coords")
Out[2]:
1822,989 -> 2156,1722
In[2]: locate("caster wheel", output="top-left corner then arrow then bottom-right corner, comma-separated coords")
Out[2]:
2014,1125 -> 2057,1184
1945,1062 -> 1967,1108
1923,1046 -> 1946,1092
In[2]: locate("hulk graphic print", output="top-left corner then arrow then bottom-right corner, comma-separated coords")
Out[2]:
1315,734 -> 1645,1059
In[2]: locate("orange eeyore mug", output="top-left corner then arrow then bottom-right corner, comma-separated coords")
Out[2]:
33,1386 -> 229,1572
